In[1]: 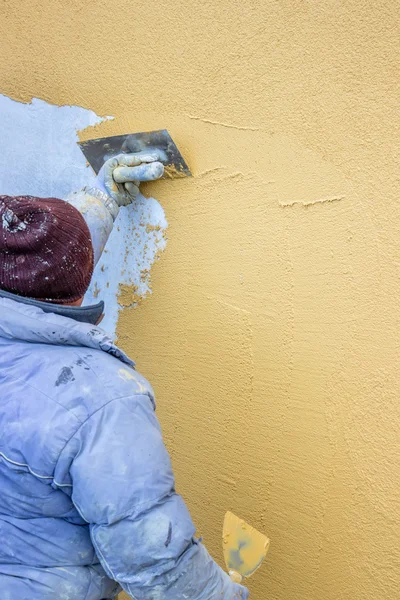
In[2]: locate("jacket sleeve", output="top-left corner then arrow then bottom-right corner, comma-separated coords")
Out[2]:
59,394 -> 249,600
65,188 -> 118,266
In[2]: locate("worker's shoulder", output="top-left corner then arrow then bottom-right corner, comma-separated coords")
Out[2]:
0,338 -> 155,483
31,342 -> 155,421
72,344 -> 155,403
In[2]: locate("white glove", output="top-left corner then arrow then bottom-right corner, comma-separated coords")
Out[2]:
96,152 -> 164,207
68,153 -> 164,266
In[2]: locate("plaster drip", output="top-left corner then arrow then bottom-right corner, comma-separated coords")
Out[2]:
197,167 -> 258,184
205,292 -> 251,316
197,167 -> 226,177
0,94 -> 167,338
280,195 -> 346,208
218,474 -> 237,486
187,114 -> 259,131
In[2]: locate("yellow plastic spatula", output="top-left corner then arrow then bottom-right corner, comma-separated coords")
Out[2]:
223,511 -> 270,584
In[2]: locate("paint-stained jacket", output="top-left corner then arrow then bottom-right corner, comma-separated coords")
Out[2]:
0,296 -> 248,600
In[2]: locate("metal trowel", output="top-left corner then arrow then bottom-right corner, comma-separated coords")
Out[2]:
78,129 -> 191,179
223,511 -> 270,584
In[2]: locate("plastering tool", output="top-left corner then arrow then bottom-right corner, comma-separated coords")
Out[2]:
223,511 -> 270,584
78,130 -> 191,179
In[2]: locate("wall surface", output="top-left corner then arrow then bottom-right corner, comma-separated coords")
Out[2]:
1,1 -> 399,599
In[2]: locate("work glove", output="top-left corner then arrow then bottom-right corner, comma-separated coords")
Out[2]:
96,152 -> 164,207
67,152 -> 164,267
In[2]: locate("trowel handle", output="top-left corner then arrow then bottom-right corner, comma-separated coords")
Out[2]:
229,570 -> 243,584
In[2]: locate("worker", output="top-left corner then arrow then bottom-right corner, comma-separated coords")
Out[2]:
0,153 -> 249,600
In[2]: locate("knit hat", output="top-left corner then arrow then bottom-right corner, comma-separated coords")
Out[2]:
0,195 -> 94,304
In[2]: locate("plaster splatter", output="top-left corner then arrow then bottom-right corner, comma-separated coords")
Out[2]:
85,194 -> 167,334
280,195 -> 346,208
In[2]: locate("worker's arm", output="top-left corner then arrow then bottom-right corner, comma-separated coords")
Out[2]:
66,153 -> 164,265
55,394 -> 249,600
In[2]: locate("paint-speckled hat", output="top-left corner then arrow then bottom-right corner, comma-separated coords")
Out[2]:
0,195 -> 93,304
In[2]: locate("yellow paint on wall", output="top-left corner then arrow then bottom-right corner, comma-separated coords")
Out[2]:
1,1 -> 400,598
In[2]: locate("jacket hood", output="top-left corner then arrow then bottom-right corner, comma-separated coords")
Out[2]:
0,297 -> 134,366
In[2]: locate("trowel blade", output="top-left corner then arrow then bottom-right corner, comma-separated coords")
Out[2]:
78,129 -> 191,179
223,512 -> 270,579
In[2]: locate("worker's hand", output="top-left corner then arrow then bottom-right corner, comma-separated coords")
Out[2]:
96,152 -> 164,207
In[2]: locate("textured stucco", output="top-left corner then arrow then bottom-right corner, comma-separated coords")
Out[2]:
1,1 -> 399,599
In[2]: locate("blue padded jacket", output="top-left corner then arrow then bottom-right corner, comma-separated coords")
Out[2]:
0,297 -> 248,600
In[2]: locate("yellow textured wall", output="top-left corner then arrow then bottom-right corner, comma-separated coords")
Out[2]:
1,1 -> 399,598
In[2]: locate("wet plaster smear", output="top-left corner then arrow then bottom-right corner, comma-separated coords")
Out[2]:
1,2 -> 400,599
0,94 -> 167,335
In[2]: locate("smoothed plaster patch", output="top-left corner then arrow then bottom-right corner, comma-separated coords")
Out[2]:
0,94 -> 167,337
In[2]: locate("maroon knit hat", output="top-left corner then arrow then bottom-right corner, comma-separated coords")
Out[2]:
0,195 -> 94,304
